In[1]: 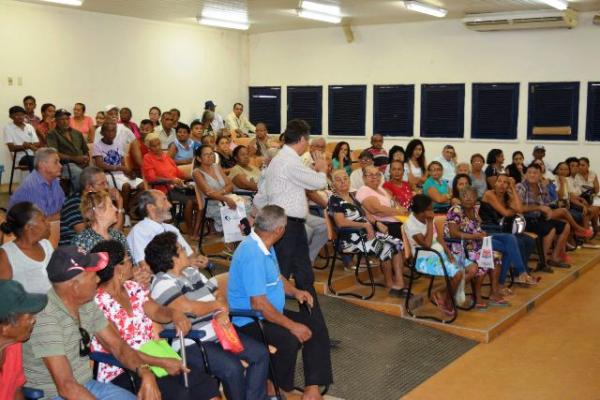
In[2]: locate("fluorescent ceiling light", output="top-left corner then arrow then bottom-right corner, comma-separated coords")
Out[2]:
300,0 -> 341,15
38,0 -> 83,5
537,0 -> 569,11
201,9 -> 248,23
403,1 -> 448,18
297,9 -> 342,23
198,17 -> 249,30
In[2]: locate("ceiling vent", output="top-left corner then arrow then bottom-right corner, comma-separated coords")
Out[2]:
463,9 -> 578,32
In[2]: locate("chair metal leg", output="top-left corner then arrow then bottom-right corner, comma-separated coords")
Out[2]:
197,199 -> 209,253
8,154 -> 17,195
256,319 -> 282,400
327,239 -> 375,300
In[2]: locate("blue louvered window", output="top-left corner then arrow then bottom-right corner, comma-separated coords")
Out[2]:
472,83 -> 519,140
328,85 -> 366,136
249,86 -> 281,133
527,82 -> 579,141
421,84 -> 465,138
287,86 -> 323,135
586,82 -> 600,142
373,85 -> 414,137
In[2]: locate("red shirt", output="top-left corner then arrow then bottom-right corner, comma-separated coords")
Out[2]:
383,180 -> 413,209
0,343 -> 26,399
142,151 -> 183,193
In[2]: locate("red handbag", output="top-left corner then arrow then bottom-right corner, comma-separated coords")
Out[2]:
212,316 -> 245,354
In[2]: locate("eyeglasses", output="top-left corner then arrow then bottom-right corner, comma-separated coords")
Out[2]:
79,327 -> 91,357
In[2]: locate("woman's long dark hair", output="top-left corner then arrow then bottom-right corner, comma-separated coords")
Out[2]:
331,141 -> 351,167
452,174 -> 472,199
405,139 -> 426,173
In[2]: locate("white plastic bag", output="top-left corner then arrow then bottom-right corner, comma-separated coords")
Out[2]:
220,202 -> 247,243
478,236 -> 495,270
454,240 -> 466,306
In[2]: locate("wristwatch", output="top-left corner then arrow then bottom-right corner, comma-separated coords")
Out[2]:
136,364 -> 151,376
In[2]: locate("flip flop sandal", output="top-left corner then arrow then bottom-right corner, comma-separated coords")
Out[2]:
431,296 -> 455,316
488,298 -> 510,307
475,302 -> 488,311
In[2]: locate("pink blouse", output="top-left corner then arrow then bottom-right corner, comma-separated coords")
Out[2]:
69,116 -> 94,140
355,185 -> 397,222
91,280 -> 155,382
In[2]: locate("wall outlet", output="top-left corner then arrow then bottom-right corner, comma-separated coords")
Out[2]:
7,77 -> 13,86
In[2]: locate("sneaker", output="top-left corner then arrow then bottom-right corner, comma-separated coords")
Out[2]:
124,215 -> 131,227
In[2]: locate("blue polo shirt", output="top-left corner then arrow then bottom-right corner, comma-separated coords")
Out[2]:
228,231 -> 285,327
8,170 -> 65,216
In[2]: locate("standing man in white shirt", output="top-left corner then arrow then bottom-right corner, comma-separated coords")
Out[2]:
254,119 -> 333,398
434,144 -> 457,186
3,105 -> 40,171
204,100 -> 225,133
226,103 -> 255,138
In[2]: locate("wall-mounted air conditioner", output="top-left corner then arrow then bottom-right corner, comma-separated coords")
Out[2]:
463,9 -> 578,31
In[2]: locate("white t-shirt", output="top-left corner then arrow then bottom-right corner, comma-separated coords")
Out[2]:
350,168 -> 364,191
94,124 -> 135,154
93,140 -> 123,167
3,122 -> 38,163
127,217 -> 193,265
403,161 -> 424,181
405,213 -> 438,255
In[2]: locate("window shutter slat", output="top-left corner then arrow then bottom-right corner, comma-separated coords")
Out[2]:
472,83 -> 519,139
249,87 -> 281,134
287,86 -> 322,135
586,82 -> 600,141
527,82 -> 579,141
421,84 -> 465,138
373,85 -> 414,136
328,85 -> 366,136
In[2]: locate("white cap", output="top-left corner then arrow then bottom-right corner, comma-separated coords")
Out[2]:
105,104 -> 119,112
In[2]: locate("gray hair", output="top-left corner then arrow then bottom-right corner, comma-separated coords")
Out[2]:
254,205 -> 287,233
136,190 -> 158,218
459,185 -> 478,200
79,166 -> 104,190
34,147 -> 58,170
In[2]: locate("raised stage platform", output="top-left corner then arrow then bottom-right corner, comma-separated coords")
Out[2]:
314,240 -> 600,343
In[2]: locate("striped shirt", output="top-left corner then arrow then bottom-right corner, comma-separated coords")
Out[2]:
150,267 -> 219,344
59,193 -> 83,246
23,289 -> 108,398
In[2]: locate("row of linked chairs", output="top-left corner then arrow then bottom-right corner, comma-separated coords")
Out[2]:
24,307 -> 328,400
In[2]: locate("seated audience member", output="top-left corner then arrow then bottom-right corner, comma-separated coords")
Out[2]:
148,106 -> 161,128
94,106 -> 136,156
216,135 -> 237,172
47,108 -> 90,191
404,139 -> 427,189
201,110 -> 217,137
530,145 -> 552,174
0,280 -> 48,400
0,202 -> 52,293
8,147 -> 64,221
230,145 -> 261,191
485,149 -> 505,189
23,95 -> 41,127
423,161 -> 452,213
73,191 -> 129,255
4,105 -> 39,171
145,232 -> 270,400
226,102 -> 255,138
228,205 -> 332,399
531,159 -> 553,183
94,110 -> 106,132
143,132 -> 195,233
301,137 -> 327,168
130,119 -> 153,176
190,119 -> 204,144
366,133 -> 389,172
506,151 -> 526,184
575,157 -> 599,195
330,170 -> 407,296
384,145 -> 405,180
127,190 -> 207,275
249,122 -> 272,157
93,120 -> 144,224
167,123 -> 198,165
89,240 -> 220,400
60,166 -> 124,246
455,162 -> 470,176
350,150 -> 374,191
434,145 -> 457,185
23,246 -> 161,399
193,145 -> 242,233
204,100 -> 225,133
331,141 -> 353,176
405,195 -> 476,316
70,102 -> 95,142
450,174 -> 471,206
469,153 -> 487,198
169,108 -> 184,131
516,164 -> 571,268
356,165 -> 408,238
119,107 -> 141,139
383,160 -> 413,209
35,103 -> 56,146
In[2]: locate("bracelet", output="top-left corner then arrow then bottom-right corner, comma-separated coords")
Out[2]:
136,364 -> 151,376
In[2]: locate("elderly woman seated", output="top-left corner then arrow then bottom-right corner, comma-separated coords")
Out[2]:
329,170 -> 408,297
145,231 -> 270,400
229,145 -> 261,192
89,240 -> 220,400
142,132 -> 195,233
355,165 -> 409,239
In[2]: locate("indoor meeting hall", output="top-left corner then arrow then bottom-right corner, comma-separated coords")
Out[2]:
1,0 -> 599,399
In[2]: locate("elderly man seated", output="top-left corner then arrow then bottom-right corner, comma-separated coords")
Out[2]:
301,137 -> 327,168
228,205 -> 333,400
8,147 -> 65,221
23,246 -> 161,399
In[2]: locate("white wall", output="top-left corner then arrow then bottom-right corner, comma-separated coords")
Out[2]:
0,0 -> 248,181
248,13 -> 600,171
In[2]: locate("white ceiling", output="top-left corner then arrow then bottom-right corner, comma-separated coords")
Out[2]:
16,0 -> 600,33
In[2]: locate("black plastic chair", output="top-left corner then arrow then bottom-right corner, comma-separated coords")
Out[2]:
8,150 -> 30,195
23,387 -> 44,400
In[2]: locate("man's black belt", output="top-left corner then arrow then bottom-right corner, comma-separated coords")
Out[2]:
287,216 -> 306,223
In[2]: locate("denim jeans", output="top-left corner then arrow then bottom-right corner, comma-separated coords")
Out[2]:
491,233 -> 528,284
185,332 -> 270,400
52,379 -> 135,400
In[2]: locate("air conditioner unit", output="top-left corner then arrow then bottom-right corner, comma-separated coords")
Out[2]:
463,9 -> 578,32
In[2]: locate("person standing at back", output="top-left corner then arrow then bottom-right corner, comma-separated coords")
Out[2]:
254,118 -> 333,399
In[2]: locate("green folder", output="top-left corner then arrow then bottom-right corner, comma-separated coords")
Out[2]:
139,339 -> 182,378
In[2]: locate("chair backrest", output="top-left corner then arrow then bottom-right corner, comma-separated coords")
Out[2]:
177,163 -> 193,180
325,141 -> 338,154
233,137 -> 251,147
400,223 -> 412,261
